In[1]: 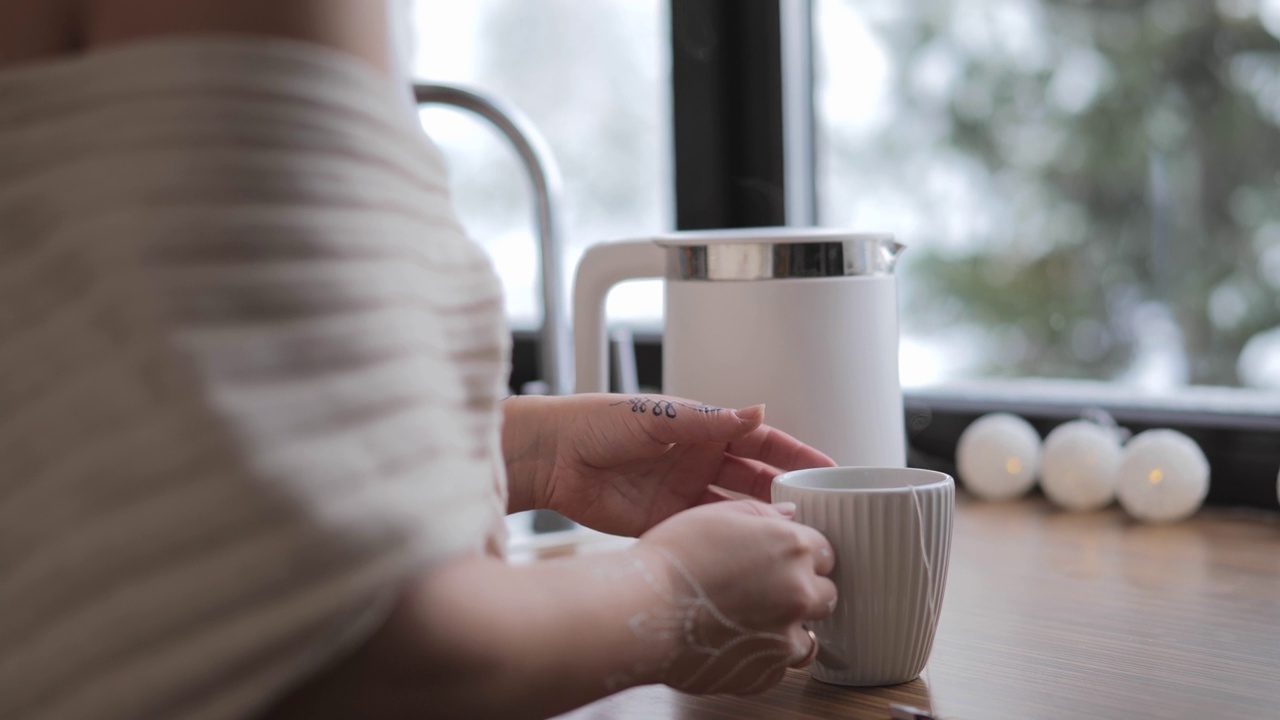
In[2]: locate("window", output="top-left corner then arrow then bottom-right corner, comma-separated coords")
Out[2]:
815,0 -> 1280,392
407,0 -> 671,330
398,1 -> 1277,510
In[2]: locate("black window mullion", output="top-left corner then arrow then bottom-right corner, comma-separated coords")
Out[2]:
671,0 -> 787,229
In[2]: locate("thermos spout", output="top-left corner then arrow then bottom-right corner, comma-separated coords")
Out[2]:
880,238 -> 907,273
847,236 -> 906,276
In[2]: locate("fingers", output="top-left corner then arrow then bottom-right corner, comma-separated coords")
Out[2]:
788,524 -> 837,619
701,485 -> 796,520
694,501 -> 833,579
702,497 -> 794,519
801,526 -> 835,575
675,500 -> 836,620
615,394 -> 764,446
788,626 -> 819,668
727,424 -> 836,472
804,577 -> 839,621
598,395 -> 836,476
687,500 -> 832,571
712,455 -> 782,502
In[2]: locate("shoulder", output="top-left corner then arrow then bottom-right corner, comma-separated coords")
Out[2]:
1,0 -> 400,79
81,0 -> 398,76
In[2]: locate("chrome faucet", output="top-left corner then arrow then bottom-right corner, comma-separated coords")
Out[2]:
414,83 -> 572,396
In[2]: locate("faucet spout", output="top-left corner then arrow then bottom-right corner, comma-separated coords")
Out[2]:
414,83 -> 573,395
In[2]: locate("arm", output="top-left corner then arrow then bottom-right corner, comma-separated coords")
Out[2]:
68,9 -> 834,718
263,547 -> 677,720
263,500 -> 836,720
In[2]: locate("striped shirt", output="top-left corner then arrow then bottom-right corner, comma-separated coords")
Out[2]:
0,37 -> 510,720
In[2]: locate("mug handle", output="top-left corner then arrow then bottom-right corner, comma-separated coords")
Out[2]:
572,240 -> 665,393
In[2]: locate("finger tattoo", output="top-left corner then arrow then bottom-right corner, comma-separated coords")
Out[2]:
610,397 -> 723,418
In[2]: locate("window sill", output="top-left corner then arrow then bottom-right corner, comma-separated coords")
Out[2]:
906,379 -> 1280,512
509,331 -> 1280,512
907,379 -> 1280,431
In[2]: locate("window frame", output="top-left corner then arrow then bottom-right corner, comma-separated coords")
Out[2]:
511,0 -> 1278,512
670,0 -> 1278,511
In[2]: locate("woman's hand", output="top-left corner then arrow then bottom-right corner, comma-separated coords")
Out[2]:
503,393 -> 835,537
636,499 -> 837,695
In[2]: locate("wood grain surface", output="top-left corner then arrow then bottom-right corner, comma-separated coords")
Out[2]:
546,495 -> 1280,720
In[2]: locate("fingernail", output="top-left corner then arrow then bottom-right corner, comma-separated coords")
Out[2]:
735,404 -> 765,422
772,501 -> 796,516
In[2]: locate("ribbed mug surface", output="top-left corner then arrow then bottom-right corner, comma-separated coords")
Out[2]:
773,467 -> 954,686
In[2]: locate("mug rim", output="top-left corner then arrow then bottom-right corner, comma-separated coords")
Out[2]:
774,466 -> 953,494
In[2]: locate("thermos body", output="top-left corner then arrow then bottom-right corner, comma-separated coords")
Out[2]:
664,276 -> 905,468
573,228 -> 907,469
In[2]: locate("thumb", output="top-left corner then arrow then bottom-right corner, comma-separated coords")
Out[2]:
706,498 -> 792,519
623,396 -> 765,445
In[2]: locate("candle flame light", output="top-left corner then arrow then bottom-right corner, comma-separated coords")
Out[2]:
956,413 -> 1042,500
1116,429 -> 1210,523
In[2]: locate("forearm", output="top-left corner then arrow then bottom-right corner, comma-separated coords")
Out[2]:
399,547 -> 674,718
264,546 -> 674,720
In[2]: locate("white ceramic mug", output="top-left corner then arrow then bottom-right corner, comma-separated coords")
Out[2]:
772,467 -> 955,686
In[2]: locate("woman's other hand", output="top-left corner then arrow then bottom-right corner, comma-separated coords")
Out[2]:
503,393 -> 835,536
636,499 -> 837,694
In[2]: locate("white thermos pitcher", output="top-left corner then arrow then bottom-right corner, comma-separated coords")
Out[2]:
573,227 -> 907,468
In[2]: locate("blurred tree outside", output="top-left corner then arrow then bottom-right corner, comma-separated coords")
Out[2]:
819,0 -> 1280,389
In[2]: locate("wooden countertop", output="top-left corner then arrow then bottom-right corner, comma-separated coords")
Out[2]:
541,496 -> 1280,720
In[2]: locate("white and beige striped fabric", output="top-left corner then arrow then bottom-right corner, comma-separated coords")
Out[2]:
0,37 -> 510,720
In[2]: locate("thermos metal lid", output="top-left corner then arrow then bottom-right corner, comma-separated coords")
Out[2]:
649,227 -> 905,281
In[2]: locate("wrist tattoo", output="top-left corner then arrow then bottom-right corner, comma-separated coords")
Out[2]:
593,549 -> 795,695
610,396 -> 723,418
